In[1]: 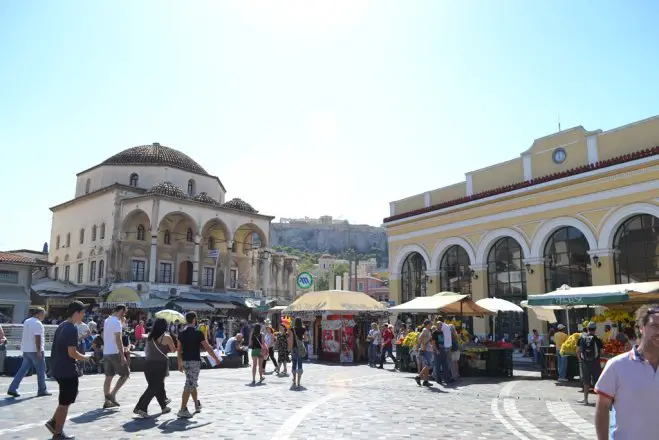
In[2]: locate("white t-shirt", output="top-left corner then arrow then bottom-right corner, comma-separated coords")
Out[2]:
103,315 -> 123,355
77,322 -> 90,340
21,317 -> 45,352
441,323 -> 452,349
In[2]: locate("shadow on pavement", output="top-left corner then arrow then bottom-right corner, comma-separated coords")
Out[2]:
122,417 -> 158,432
70,408 -> 116,424
0,395 -> 38,408
158,419 -> 211,433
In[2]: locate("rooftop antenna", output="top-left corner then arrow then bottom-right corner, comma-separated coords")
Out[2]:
558,113 -> 561,132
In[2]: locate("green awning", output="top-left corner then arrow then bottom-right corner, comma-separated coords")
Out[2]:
526,291 -> 629,306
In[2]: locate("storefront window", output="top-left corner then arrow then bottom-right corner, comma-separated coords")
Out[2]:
544,226 -> 592,291
487,237 -> 527,338
131,260 -> 146,282
0,270 -> 19,284
440,245 -> 472,294
614,214 -> 659,283
401,252 -> 426,303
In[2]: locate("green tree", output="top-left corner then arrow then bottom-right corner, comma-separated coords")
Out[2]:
316,274 -> 330,291
333,262 -> 349,277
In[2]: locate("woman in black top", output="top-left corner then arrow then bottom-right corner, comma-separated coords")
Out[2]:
287,318 -> 308,390
248,324 -> 265,385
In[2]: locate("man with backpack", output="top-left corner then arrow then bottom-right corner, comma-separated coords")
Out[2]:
577,321 -> 603,405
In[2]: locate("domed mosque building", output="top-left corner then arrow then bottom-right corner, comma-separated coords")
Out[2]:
46,143 -> 299,315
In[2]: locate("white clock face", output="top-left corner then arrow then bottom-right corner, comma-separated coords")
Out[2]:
553,148 -> 566,164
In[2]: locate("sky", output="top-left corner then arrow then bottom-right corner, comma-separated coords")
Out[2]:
2,1 -> 659,251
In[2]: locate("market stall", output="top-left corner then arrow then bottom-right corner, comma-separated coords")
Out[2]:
282,290 -> 388,363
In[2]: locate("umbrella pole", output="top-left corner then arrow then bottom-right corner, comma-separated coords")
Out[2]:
566,308 -> 571,334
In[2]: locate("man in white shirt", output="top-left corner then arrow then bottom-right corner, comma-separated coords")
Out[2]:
433,316 -> 453,385
102,304 -> 129,408
7,308 -> 51,397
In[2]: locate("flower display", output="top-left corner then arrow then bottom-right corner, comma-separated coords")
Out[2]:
402,331 -> 419,348
559,333 -> 582,356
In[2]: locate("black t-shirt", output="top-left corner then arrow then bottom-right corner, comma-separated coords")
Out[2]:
178,327 -> 205,361
50,321 -> 80,379
291,328 -> 306,348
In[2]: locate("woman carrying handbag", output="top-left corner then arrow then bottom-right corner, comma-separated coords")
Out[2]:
248,324 -> 265,385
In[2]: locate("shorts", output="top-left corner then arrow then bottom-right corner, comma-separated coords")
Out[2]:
56,376 -> 79,406
420,351 -> 434,368
581,360 -> 601,386
251,348 -> 262,358
104,353 -> 130,378
182,360 -> 201,391
452,351 -> 461,362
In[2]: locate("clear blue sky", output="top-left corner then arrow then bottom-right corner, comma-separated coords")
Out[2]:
2,1 -> 659,251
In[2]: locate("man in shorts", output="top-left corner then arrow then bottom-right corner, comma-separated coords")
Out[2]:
177,311 -> 221,419
102,304 -> 130,408
577,321 -> 603,405
46,300 -> 89,440
414,320 -> 434,387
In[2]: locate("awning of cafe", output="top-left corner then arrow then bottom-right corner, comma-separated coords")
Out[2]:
173,301 -> 214,311
284,290 -> 388,314
525,282 -> 659,307
432,292 -> 496,316
209,302 -> 237,310
389,293 -> 468,313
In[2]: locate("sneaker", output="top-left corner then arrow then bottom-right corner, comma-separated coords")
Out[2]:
45,419 -> 56,434
422,381 -> 434,387
133,408 -> 149,418
164,398 -> 172,406
38,391 -> 53,397
194,400 -> 201,413
6,390 -> 19,398
103,399 -> 118,409
52,432 -> 75,439
177,408 -> 193,419
414,376 -> 421,386
289,384 -> 297,391
161,407 -> 171,414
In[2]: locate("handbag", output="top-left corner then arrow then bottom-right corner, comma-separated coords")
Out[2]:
261,340 -> 270,360
294,335 -> 307,358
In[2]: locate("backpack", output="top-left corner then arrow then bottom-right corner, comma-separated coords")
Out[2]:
582,335 -> 599,362
293,330 -> 307,358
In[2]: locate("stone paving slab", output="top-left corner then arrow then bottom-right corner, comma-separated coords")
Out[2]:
0,363 -> 597,439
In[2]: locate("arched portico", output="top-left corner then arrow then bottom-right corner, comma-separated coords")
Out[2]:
430,237 -> 476,269
475,228 -> 530,267
391,244 -> 431,277
530,217 -> 597,259
598,202 -> 659,249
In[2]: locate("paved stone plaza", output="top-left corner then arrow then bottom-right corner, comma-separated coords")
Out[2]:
0,363 -> 597,439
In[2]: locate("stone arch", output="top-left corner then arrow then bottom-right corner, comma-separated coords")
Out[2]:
122,209 -> 151,241
391,244 -> 431,275
475,227 -> 530,266
157,211 -> 199,245
530,216 -> 597,259
430,237 -> 476,269
234,223 -> 267,254
598,202 -> 659,249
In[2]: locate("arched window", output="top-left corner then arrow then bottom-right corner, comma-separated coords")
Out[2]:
79,228 -> 85,244
100,223 -> 106,240
251,232 -> 262,248
66,233 -> 71,247
164,229 -> 171,245
544,226 -> 592,291
440,245 -> 472,294
186,228 -> 194,242
98,260 -> 105,279
137,224 -> 146,241
487,237 -> 527,337
85,178 -> 91,194
401,252 -> 426,303
91,225 -> 97,241
208,236 -> 215,249
614,214 -> 659,283
187,179 -> 195,196
56,235 -> 60,250
129,173 -> 139,187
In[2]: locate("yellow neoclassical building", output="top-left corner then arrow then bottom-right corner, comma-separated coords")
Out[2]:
384,115 -> 659,337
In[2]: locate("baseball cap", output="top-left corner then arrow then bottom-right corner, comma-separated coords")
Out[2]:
587,321 -> 597,330
423,319 -> 432,326
557,324 -> 565,330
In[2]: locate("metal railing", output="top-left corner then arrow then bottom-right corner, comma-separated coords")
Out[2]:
2,324 -> 59,351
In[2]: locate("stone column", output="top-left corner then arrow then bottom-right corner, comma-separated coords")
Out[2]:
262,250 -> 271,296
149,234 -> 158,283
224,240 -> 234,289
192,235 -> 201,287
425,269 -> 440,295
587,249 -> 617,286
523,257 -> 548,335
469,264 -> 488,338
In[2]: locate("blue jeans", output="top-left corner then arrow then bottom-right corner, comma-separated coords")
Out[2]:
291,352 -> 304,372
434,348 -> 451,383
557,353 -> 567,379
368,344 -> 378,365
8,351 -> 47,394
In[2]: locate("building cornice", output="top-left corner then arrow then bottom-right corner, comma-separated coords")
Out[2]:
384,147 -> 659,226
50,183 -> 145,212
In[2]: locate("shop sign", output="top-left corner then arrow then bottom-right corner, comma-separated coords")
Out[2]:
0,270 -> 19,284
106,287 -> 141,304
296,272 -> 313,290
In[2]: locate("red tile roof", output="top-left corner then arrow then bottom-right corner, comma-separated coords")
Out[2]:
0,251 -> 46,266
384,146 -> 659,224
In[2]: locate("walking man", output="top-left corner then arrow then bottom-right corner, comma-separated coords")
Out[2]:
45,300 -> 89,439
594,304 -> 659,439
414,320 -> 434,387
577,321 -> 603,405
7,307 -> 50,397
102,304 -> 130,408
176,311 -> 221,419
